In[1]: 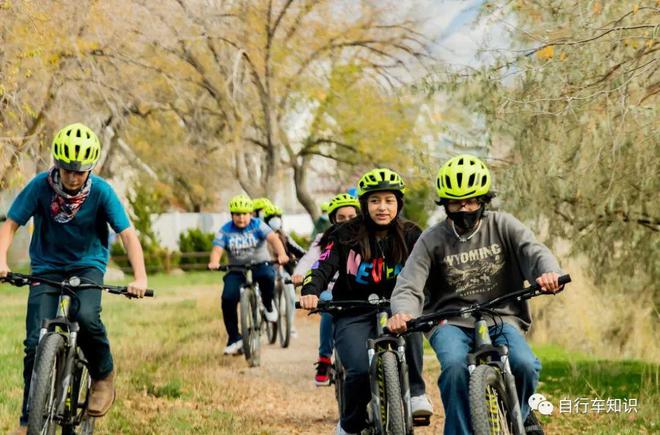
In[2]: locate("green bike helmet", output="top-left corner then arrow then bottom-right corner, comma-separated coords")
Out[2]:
436,154 -> 492,200
252,197 -> 273,212
228,194 -> 254,213
52,123 -> 101,171
356,168 -> 406,198
263,204 -> 283,220
327,193 -> 360,215
320,201 -> 330,213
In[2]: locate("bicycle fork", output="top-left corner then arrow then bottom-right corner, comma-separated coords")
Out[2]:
468,318 -> 525,435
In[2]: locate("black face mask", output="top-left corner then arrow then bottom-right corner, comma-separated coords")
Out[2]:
445,207 -> 483,231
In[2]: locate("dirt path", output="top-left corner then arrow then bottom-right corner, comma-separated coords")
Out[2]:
207,306 -> 445,434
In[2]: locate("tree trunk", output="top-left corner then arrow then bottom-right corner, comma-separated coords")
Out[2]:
293,155 -> 319,222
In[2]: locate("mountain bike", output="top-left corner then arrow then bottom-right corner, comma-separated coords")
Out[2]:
297,295 -> 413,435
218,261 -> 276,367
1,272 -> 154,435
400,274 -> 571,435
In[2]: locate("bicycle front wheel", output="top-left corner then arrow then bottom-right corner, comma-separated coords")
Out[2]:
277,281 -> 292,348
375,351 -> 406,435
27,333 -> 66,435
240,289 -> 261,367
469,364 -> 519,435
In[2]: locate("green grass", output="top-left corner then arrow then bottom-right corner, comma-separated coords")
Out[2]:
423,339 -> 658,433
532,344 -> 659,434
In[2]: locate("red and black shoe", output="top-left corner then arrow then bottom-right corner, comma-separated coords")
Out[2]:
314,356 -> 332,386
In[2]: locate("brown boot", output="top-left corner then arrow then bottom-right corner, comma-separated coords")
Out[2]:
87,370 -> 116,417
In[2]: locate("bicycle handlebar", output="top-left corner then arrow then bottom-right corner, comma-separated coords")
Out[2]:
295,297 -> 390,314
406,274 -> 571,333
212,261 -> 274,272
1,272 -> 155,298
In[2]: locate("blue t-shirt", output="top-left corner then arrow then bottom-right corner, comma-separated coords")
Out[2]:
8,172 -> 131,274
213,217 -> 272,264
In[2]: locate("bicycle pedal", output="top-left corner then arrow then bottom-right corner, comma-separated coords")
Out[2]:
413,415 -> 431,426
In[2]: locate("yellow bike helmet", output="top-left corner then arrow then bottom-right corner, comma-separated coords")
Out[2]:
356,168 -> 406,198
263,204 -> 283,219
228,194 -> 254,213
327,193 -> 360,215
252,197 -> 273,212
436,154 -> 491,200
52,123 -> 101,171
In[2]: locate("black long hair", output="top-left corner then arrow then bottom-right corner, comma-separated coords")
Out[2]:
341,215 -> 418,264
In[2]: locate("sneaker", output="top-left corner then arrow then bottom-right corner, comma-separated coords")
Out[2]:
524,411 -> 544,434
223,339 -> 243,355
335,421 -> 357,435
410,394 -> 433,417
264,305 -> 278,322
315,356 -> 332,386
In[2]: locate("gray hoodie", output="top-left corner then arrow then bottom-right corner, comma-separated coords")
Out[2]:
391,211 -> 562,333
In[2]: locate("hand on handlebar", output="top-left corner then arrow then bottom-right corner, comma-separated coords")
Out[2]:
276,253 -> 290,265
299,294 -> 319,310
387,312 -> 413,334
0,263 -> 9,279
127,278 -> 148,298
536,272 -> 562,293
208,261 -> 221,270
291,274 -> 304,286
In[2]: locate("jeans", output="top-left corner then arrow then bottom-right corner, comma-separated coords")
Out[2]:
20,268 -> 112,426
429,323 -> 541,435
334,312 -> 427,433
318,290 -> 334,357
221,263 -> 275,345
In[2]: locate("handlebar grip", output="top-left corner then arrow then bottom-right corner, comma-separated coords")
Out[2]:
558,274 -> 571,286
145,289 -> 155,297
295,301 -> 302,309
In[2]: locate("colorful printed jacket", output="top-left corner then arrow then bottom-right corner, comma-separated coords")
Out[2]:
300,219 -> 422,302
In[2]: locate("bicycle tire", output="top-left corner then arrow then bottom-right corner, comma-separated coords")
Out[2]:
469,364 -> 519,435
334,352 -> 346,418
277,281 -> 292,348
240,288 -> 255,364
265,296 -> 278,345
379,351 -> 406,435
250,289 -> 262,366
27,333 -> 66,435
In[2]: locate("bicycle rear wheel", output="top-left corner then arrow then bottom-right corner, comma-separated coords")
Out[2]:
374,351 -> 406,435
27,333 -> 66,435
70,351 -> 95,434
277,281 -> 292,348
469,364 -> 519,435
333,352 -> 345,418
